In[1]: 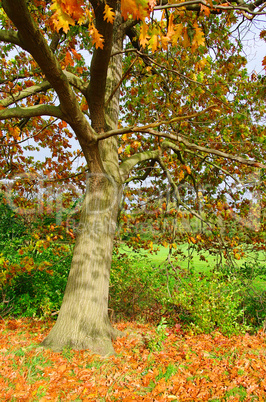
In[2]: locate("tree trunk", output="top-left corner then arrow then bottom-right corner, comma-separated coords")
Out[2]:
41,10 -> 125,356
41,172 -> 122,355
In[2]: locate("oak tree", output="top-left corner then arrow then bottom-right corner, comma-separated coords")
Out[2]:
0,0 -> 265,355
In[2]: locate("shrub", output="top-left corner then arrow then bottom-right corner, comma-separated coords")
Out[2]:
109,251 -> 167,322
0,194 -> 28,242
219,261 -> 266,327
170,270 -> 250,336
0,243 -> 72,318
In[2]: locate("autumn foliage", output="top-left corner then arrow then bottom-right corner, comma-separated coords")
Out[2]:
1,318 -> 266,401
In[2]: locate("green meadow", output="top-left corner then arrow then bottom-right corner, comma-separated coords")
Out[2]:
118,242 -> 265,273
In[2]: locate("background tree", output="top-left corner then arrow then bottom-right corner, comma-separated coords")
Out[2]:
0,0 -> 265,355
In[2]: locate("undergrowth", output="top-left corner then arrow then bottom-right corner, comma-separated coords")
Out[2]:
0,198 -> 266,335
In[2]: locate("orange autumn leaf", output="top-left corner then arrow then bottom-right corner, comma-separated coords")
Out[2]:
182,27 -> 190,48
62,0 -> 84,20
148,0 -> 156,11
200,3 -> 211,16
192,22 -> 205,49
64,51 -> 74,66
103,4 -> 116,24
262,55 -> 266,70
71,48 -> 82,60
184,165 -> 191,174
166,13 -> 175,40
89,23 -> 104,49
50,0 -> 85,33
121,0 -> 148,21
2,319 -> 266,401
139,22 -> 150,47
9,126 -> 21,140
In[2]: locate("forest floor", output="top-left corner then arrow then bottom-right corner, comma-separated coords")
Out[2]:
1,318 -> 266,401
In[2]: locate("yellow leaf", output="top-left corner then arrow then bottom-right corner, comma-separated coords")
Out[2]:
9,126 -> 21,140
50,1 -> 75,33
103,4 -> 116,24
161,35 -> 170,50
148,0 -> 156,11
192,22 -> 205,49
166,13 -> 175,40
139,22 -> 150,48
172,23 -> 183,45
182,28 -> 190,48
179,170 -> 184,180
63,0 -> 84,20
148,34 -> 158,53
118,146 -> 123,154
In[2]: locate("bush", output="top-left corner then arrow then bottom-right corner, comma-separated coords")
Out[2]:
0,194 -> 28,242
109,251 -> 167,322
170,270 -> 250,336
0,243 -> 72,318
219,261 -> 266,327
1,215 -> 265,335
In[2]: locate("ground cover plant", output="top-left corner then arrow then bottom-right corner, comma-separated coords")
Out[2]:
1,318 -> 266,401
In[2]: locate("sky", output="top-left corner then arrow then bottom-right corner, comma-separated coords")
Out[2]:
237,19 -> 266,73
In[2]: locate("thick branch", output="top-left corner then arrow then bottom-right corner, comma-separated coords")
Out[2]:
119,150 -> 159,182
99,106 -> 265,168
180,147 -> 241,183
162,140 -> 266,169
119,134 -> 265,183
2,0 -> 96,146
64,71 -> 89,95
86,0 -> 116,131
124,160 -> 157,184
97,105 -> 218,141
0,82 -> 51,108
0,104 -> 63,120
0,71 -> 88,108
0,29 -> 23,46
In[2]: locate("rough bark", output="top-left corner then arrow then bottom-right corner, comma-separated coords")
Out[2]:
41,6 -> 125,355
41,174 -> 121,355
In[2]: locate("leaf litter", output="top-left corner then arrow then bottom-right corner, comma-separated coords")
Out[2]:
1,319 -> 266,401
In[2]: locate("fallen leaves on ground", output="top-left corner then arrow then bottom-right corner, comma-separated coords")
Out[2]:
1,319 -> 266,401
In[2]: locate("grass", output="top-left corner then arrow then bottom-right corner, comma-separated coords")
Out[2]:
119,243 -> 219,271
118,242 -> 265,273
